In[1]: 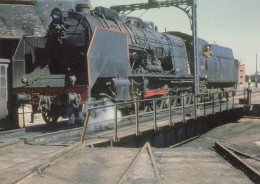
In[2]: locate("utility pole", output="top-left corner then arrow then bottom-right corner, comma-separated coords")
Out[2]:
192,0 -> 199,95
256,53 -> 258,88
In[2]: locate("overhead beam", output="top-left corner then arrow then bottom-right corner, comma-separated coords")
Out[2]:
111,0 -> 193,13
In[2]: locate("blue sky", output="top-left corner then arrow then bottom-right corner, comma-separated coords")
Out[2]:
89,0 -> 260,75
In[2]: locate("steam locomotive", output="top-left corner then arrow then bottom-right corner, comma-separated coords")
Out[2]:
11,3 -> 238,126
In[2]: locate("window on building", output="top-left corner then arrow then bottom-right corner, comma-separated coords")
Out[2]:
240,70 -> 243,72
0,64 -> 7,100
240,76 -> 243,78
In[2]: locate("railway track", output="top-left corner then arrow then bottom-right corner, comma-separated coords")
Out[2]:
0,92 -> 258,183
117,142 -> 160,184
12,143 -> 82,184
1,113 -> 258,183
0,127 -> 84,184
0,126 -> 84,149
9,140 -> 257,184
215,141 -> 260,183
0,128 -> 28,151
11,142 -> 161,184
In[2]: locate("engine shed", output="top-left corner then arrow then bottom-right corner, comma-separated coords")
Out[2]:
0,0 -> 78,127
0,59 -> 9,123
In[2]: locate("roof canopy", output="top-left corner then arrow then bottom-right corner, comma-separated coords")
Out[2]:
0,0 -> 90,38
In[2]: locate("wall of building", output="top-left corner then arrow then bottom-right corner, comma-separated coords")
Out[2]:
239,64 -> 245,83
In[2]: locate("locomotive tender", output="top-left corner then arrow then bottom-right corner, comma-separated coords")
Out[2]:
11,2 -> 238,125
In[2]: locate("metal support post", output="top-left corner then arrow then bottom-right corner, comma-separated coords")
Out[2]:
81,110 -> 91,144
203,94 -> 206,116
212,93 -> 215,114
30,110 -> 34,124
246,88 -> 252,106
232,91 -> 235,109
22,105 -> 25,128
114,104 -> 119,142
182,96 -> 186,123
193,0 -> 199,97
135,101 -> 140,135
244,88 -> 246,110
220,92 -> 222,112
193,95 -> 197,119
153,99 -> 158,130
256,53 -> 258,88
169,96 -> 173,126
226,92 -> 229,110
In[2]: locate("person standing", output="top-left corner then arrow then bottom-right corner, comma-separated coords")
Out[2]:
203,45 -> 213,79
248,78 -> 251,88
203,45 -> 214,58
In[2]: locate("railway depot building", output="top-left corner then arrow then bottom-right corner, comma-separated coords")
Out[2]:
239,64 -> 245,83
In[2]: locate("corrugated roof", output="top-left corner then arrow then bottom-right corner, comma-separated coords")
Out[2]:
0,0 -> 86,38
0,0 -> 36,5
0,4 -> 46,37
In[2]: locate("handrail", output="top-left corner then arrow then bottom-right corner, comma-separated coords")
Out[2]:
80,89 -> 246,144
80,110 -> 91,144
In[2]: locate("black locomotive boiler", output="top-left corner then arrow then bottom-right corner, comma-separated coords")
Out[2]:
11,3 -> 239,126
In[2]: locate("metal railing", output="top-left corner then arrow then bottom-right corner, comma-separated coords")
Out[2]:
80,89 -> 248,144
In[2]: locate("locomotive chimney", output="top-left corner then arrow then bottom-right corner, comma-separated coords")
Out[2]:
75,2 -> 91,14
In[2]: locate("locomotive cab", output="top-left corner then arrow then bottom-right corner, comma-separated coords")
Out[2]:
11,5 -> 132,126
11,19 -> 91,125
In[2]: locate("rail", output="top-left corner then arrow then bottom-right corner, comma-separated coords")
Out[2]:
116,142 -> 160,184
215,141 -> 260,183
81,89 -> 251,144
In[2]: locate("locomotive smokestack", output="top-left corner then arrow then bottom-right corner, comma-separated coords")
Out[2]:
75,2 -> 91,14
